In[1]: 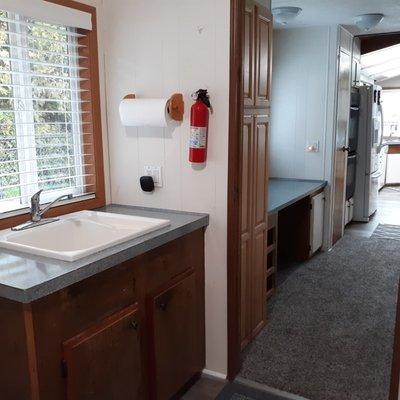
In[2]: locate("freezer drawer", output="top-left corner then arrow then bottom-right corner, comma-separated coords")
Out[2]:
369,171 -> 381,217
346,153 -> 357,200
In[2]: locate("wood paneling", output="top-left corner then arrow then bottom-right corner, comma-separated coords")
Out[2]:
63,304 -> 142,400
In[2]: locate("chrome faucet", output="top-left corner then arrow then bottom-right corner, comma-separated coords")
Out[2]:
12,190 -> 73,231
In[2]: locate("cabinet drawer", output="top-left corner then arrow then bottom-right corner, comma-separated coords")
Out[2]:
135,229 -> 204,294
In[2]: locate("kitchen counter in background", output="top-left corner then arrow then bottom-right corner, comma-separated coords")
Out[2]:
0,205 -> 208,303
268,178 -> 327,214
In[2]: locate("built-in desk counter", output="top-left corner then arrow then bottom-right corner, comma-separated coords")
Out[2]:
266,178 -> 327,298
268,178 -> 327,214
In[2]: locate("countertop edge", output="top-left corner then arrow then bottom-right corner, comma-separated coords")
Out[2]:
0,207 -> 209,304
268,180 -> 327,214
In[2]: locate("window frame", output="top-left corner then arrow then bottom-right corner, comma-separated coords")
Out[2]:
0,0 -> 105,230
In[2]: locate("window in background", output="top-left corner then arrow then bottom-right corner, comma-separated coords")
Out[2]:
381,89 -> 400,140
0,4 -> 104,221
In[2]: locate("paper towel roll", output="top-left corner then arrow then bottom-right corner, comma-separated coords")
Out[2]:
119,98 -> 170,128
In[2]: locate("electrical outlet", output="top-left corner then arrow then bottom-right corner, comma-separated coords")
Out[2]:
143,166 -> 163,187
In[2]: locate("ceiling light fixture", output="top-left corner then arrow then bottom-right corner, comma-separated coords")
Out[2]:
272,6 -> 302,25
353,13 -> 384,31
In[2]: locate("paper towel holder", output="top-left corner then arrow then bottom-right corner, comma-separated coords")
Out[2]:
122,93 -> 184,122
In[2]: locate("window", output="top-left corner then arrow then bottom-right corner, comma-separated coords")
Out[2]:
0,1 -> 104,225
381,89 -> 400,140
361,44 -> 400,81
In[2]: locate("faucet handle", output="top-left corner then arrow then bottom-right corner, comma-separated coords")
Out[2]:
30,190 -> 43,209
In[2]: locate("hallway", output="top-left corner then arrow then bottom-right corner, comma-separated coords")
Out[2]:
346,186 -> 400,237
239,188 -> 400,400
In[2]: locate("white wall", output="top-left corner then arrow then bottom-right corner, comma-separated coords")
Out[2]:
270,26 -> 337,182
103,0 -> 231,375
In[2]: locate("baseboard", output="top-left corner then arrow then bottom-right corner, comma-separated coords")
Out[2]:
235,377 -> 310,400
202,368 -> 227,381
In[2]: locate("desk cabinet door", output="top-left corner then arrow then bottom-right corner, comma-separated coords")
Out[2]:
63,304 -> 143,400
310,192 -> 325,254
149,270 -> 203,400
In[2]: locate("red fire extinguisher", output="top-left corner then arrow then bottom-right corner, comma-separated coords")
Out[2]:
189,89 -> 211,163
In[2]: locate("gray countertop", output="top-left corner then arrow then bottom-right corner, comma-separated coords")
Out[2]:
0,205 -> 209,304
268,178 -> 327,214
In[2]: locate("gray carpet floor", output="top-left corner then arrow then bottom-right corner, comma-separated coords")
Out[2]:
240,233 -> 400,400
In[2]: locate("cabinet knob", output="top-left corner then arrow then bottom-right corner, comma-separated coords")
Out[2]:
130,320 -> 139,330
158,302 -> 167,311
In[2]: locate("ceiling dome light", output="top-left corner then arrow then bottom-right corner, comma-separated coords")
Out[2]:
272,7 -> 302,25
354,14 -> 384,31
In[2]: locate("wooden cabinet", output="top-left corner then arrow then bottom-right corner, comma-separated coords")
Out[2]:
63,304 -> 142,400
243,1 -> 272,109
243,4 -> 255,107
149,270 -> 204,400
240,1 -> 272,347
255,8 -> 272,107
0,229 -> 205,400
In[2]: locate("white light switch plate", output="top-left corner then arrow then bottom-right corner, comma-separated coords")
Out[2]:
306,141 -> 320,153
143,166 -> 163,187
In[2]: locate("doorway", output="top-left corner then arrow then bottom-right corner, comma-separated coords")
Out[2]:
227,1 -> 400,399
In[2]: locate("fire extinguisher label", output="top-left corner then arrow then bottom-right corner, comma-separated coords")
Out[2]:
190,127 -> 207,148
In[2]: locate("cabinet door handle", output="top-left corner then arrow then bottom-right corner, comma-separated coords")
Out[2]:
130,320 -> 139,330
158,302 -> 168,311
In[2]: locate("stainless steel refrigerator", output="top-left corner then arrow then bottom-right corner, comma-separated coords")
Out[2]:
353,84 -> 384,222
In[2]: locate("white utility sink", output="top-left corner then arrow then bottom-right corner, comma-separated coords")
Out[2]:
0,210 -> 170,262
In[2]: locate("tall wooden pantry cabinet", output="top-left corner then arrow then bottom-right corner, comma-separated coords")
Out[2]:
240,0 -> 272,349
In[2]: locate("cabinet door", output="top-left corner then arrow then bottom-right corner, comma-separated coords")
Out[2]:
63,304 -> 143,400
149,270 -> 203,400
251,115 -> 268,333
240,115 -> 254,347
310,192 -> 325,254
243,1 -> 255,107
255,6 -> 272,108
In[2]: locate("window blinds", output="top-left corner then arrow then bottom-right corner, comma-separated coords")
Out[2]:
0,9 -> 96,214
0,0 -> 92,31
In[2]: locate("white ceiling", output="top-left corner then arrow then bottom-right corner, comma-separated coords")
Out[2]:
271,0 -> 400,35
